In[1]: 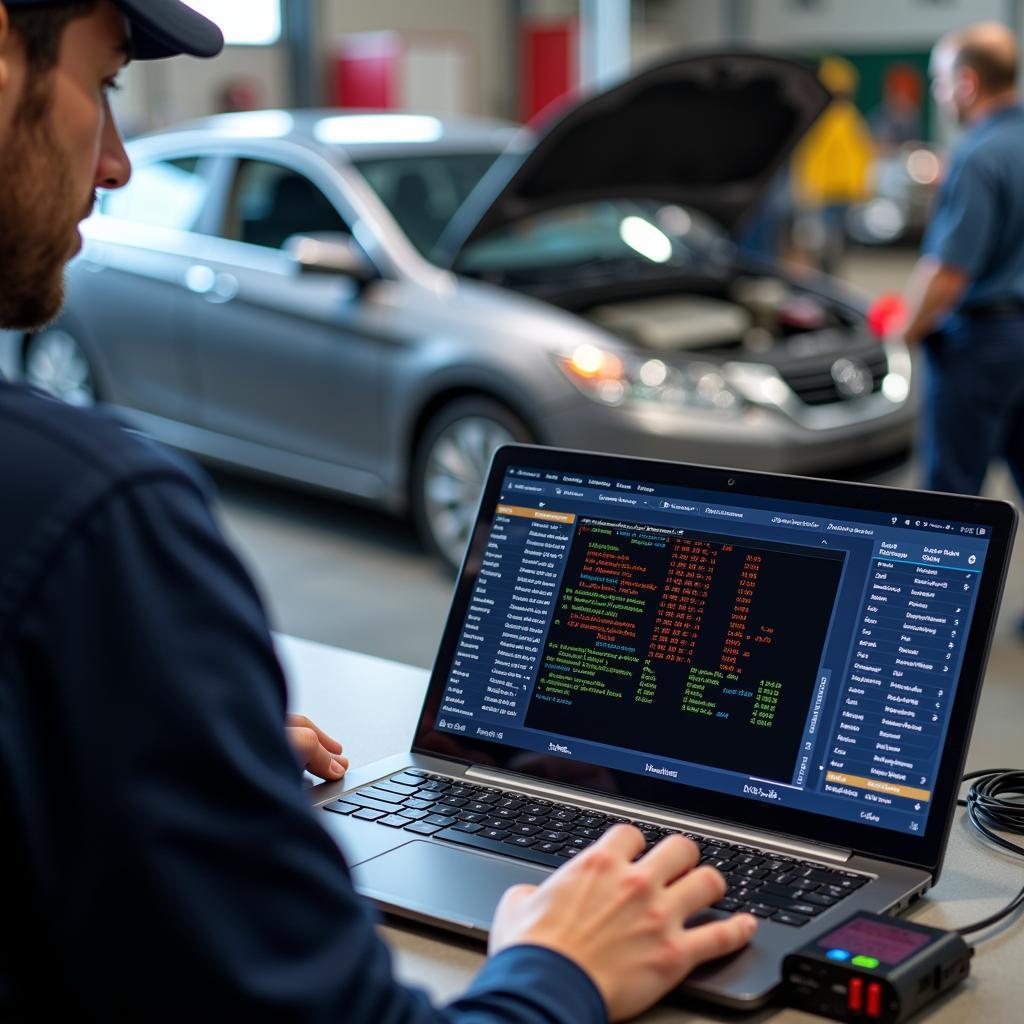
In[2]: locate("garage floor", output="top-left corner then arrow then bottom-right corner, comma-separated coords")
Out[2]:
217,473 -> 455,668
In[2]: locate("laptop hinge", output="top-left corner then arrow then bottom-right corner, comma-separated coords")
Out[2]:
465,766 -> 853,865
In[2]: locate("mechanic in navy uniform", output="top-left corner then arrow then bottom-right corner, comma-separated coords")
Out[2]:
0,2 -> 755,1020
902,23 -> 1024,498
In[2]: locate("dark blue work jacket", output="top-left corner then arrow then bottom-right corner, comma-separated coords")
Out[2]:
0,381 -> 603,1022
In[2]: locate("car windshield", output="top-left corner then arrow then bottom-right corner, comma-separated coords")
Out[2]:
351,152 -> 501,258
456,200 -> 734,281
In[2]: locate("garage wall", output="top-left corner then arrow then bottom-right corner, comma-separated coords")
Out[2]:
113,0 -> 516,134
112,45 -> 290,136
108,0 -> 1024,137
640,0 -> 1015,50
632,0 -> 729,68
746,0 -> 1011,48
321,0 -> 513,117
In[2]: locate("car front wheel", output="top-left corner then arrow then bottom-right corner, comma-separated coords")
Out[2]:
23,327 -> 97,406
413,397 -> 534,572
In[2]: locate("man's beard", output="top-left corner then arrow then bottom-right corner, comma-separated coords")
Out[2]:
0,80 -> 86,331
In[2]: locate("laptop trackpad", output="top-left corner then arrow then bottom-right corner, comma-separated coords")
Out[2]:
353,841 -> 551,933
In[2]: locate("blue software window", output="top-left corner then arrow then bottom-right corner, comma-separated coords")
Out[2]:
434,467 -> 989,838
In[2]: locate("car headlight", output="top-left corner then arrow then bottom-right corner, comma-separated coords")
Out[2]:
556,345 -> 741,412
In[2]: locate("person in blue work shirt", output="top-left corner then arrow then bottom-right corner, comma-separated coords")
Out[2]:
901,22 -> 1024,501
0,2 -> 757,1020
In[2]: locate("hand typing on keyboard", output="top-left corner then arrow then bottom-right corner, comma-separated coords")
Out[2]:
489,825 -> 757,1022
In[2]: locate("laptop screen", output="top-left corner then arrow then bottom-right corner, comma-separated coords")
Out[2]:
416,447 -> 1014,865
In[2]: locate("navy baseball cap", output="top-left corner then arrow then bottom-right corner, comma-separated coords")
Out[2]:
5,0 -> 224,59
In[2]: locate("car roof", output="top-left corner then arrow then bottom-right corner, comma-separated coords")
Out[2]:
136,109 -> 523,161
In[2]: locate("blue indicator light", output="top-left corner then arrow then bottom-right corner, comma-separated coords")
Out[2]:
826,949 -> 852,962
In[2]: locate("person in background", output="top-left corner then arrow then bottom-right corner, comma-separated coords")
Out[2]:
790,56 -> 875,274
900,23 -> 1024,517
0,1 -> 756,1020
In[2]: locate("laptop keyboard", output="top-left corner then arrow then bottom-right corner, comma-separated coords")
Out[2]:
325,771 -> 869,927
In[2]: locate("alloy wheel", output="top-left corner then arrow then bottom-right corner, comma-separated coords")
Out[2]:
421,414 -> 519,569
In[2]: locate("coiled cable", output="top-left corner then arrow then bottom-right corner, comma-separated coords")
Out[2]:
954,769 -> 1024,937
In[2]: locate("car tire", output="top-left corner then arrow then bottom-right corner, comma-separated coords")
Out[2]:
23,327 -> 98,407
412,397 -> 534,572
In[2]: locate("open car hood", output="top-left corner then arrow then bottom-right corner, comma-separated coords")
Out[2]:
438,52 -> 829,265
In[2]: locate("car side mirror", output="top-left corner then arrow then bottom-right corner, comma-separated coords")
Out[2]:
284,232 -> 376,285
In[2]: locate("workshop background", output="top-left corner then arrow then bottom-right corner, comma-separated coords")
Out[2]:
5,0 -> 1021,695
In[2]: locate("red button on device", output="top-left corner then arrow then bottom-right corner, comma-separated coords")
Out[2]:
848,976 -> 864,1012
866,981 -> 883,1018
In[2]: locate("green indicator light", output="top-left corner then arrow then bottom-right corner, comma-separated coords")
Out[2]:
851,955 -> 880,969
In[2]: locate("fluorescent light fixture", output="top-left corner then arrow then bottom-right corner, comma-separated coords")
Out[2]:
619,215 -> 673,264
184,0 -> 281,45
314,114 -> 444,146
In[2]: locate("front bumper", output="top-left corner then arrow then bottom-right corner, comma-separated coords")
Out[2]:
536,395 -> 915,478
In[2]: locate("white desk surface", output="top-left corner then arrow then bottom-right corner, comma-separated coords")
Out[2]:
276,634 -> 1024,1024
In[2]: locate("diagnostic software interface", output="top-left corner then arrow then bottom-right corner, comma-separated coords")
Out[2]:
433,466 -> 991,837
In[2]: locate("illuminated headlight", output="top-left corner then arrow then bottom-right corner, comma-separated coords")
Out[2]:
556,347 -> 741,412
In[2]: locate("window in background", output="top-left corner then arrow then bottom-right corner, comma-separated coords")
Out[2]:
184,0 -> 281,46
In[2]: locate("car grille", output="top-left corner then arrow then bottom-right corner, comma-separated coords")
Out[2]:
778,348 -> 889,407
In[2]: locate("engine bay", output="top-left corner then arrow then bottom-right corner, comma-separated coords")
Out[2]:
584,277 -> 861,360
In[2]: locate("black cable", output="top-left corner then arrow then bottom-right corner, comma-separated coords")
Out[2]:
953,768 -> 1024,937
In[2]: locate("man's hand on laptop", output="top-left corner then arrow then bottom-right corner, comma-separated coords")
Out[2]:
489,824 -> 757,1021
285,714 -> 349,780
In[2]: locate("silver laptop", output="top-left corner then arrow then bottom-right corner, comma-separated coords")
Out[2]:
311,445 -> 1015,1009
